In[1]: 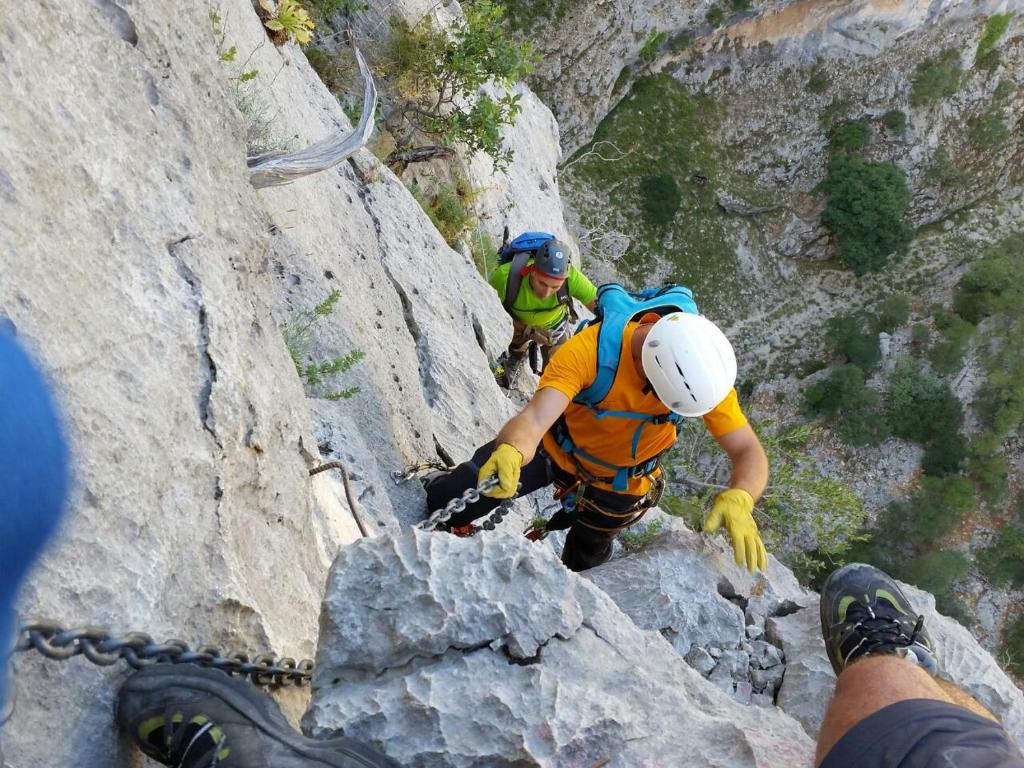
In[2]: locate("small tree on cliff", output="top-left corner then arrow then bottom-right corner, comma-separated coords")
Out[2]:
820,155 -> 912,274
380,0 -> 536,171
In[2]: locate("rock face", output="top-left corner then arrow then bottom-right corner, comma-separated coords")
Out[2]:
3,0 -> 1023,765
531,0 -> 1018,155
305,528 -> 816,767
0,0 -> 531,764
766,604 -> 837,737
466,83 -> 572,247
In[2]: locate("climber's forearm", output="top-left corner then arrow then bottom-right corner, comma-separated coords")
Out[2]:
495,387 -> 570,463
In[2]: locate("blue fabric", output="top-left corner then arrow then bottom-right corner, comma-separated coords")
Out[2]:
0,334 -> 70,706
574,283 -> 699,408
497,231 -> 555,265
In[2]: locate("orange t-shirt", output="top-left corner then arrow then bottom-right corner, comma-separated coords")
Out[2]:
539,322 -> 748,496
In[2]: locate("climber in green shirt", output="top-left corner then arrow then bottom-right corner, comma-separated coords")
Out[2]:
488,237 -> 598,382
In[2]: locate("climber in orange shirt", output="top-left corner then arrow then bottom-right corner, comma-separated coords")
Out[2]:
425,286 -> 769,573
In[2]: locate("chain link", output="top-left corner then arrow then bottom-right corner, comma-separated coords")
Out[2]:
418,475 -> 501,531
13,621 -> 313,688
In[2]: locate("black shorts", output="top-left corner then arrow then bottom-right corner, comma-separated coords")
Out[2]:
821,698 -> 1024,768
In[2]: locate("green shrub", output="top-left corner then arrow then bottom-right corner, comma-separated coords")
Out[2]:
284,290 -> 365,400
922,434 -> 968,476
807,66 -> 831,94
469,228 -> 498,279
729,0 -> 751,9
825,313 -> 881,370
873,294 -> 911,332
882,109 -> 907,134
619,517 -> 665,551
903,475 -> 975,543
979,524 -> 1024,587
384,1 -> 535,169
829,120 -> 871,153
968,106 -> 1009,151
901,550 -> 969,603
993,78 -> 1014,102
639,28 -> 667,63
969,433 -> 1009,505
886,363 -> 963,444
927,315 -> 972,374
611,66 -> 632,95
805,365 -> 887,446
757,422 -> 869,566
304,46 -> 354,94
639,174 -> 682,230
975,14 -> 1012,67
260,0 -> 315,46
1003,615 -> 1024,677
820,155 -> 913,274
911,323 -> 930,347
910,49 -> 963,108
820,98 -> 852,129
706,6 -> 725,26
667,32 -> 693,54
924,147 -> 967,188
411,178 -> 477,246
955,237 -> 1024,437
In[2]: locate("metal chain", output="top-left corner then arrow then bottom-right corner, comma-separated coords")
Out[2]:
418,475 -> 501,531
13,621 -> 312,688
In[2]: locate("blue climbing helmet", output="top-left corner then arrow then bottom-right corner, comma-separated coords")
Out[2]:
531,239 -> 571,279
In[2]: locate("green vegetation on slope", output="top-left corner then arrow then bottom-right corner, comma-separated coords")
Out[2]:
910,49 -> 963,108
820,155 -> 913,274
565,75 -> 746,315
976,14 -> 1012,68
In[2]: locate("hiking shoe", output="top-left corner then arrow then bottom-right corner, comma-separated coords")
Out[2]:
819,562 -> 938,676
117,663 -> 399,768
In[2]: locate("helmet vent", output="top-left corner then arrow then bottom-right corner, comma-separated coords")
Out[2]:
674,363 -> 698,401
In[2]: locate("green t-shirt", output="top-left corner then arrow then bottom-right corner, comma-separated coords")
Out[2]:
489,260 -> 598,329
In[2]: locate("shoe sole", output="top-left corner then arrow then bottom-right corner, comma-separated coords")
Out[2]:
120,664 -> 397,768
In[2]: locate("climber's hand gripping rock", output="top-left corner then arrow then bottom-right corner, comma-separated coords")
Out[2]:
703,488 -> 768,573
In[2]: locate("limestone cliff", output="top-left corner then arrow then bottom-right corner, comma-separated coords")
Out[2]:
1,1 -> 1021,767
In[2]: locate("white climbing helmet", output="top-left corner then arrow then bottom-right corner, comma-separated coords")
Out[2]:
640,312 -> 737,417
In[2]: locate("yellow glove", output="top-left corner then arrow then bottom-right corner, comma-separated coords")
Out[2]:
703,488 -> 768,573
478,443 -> 523,499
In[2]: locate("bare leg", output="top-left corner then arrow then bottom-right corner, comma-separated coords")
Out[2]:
815,656 -> 996,766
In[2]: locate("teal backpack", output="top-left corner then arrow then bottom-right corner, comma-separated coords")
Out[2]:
552,283 -> 700,491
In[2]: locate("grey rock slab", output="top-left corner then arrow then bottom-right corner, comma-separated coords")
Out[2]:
751,665 -> 786,696
749,640 -> 784,669
766,604 -> 837,739
583,529 -> 746,658
685,646 -> 718,676
307,529 -> 815,767
734,680 -> 754,705
746,624 -> 764,640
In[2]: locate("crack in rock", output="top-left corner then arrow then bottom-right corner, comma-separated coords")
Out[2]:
167,235 -> 220,445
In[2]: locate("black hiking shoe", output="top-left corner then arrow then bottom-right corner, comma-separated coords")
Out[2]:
819,563 -> 938,676
117,663 -> 399,768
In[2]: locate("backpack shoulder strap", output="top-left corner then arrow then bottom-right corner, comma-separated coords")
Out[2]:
574,283 -> 700,408
557,282 -> 578,324
503,252 -> 532,314
575,285 -> 633,407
